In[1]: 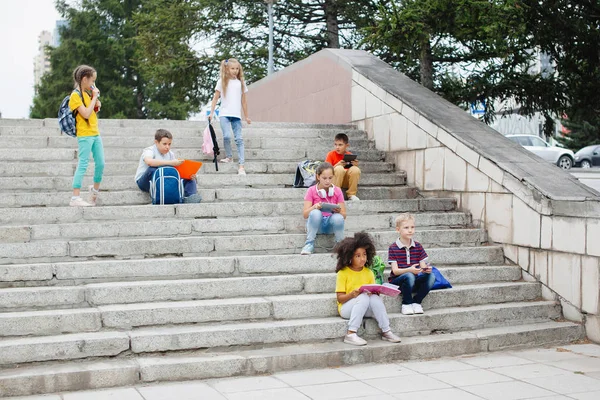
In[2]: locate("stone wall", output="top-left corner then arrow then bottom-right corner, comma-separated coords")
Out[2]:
246,49 -> 600,342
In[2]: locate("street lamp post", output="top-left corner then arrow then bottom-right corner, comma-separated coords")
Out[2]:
265,0 -> 276,75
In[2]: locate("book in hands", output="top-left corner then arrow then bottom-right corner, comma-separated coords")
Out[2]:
359,283 -> 401,297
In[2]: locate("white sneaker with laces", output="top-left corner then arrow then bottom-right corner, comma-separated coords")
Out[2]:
70,197 -> 92,207
344,333 -> 367,346
401,304 -> 415,315
381,330 -> 402,343
412,303 -> 424,314
348,195 -> 360,201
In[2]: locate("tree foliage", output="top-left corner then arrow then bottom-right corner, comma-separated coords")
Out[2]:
31,0 -> 200,120
523,0 -> 600,149
134,0 -> 378,107
362,0 -> 566,130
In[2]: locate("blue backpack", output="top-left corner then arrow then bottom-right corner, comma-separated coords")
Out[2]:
58,90 -> 85,138
150,167 -> 184,205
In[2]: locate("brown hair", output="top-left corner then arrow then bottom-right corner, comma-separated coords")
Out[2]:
334,133 -> 349,144
154,129 -> 173,142
333,232 -> 377,272
315,162 -> 334,186
219,58 -> 246,98
72,65 -> 96,91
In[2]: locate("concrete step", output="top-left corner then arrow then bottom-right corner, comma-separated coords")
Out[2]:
0,247 -> 505,285
0,148 -> 386,162
0,186 -> 420,208
0,301 -> 558,366
0,173 -> 406,192
0,281 -> 539,336
0,268 -> 512,312
5,136 -> 374,150
0,228 -> 487,263
0,198 -> 450,226
0,320 -> 583,397
0,160 -> 396,177
7,212 -> 469,242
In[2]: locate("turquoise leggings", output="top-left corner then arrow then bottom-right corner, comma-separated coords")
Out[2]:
72,135 -> 105,189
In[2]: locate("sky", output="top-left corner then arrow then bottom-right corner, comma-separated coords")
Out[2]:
0,0 -> 61,119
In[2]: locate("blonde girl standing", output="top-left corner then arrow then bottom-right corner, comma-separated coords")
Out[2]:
69,65 -> 104,207
209,58 -> 251,175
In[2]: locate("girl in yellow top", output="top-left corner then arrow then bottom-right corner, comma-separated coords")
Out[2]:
68,65 -> 104,207
335,232 -> 401,346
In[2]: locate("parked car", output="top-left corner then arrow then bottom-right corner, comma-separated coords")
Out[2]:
506,134 -> 575,170
574,144 -> 600,168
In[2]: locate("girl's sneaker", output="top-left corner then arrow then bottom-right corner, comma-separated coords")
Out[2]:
381,330 -> 402,343
238,166 -> 246,175
344,333 -> 367,346
70,197 -> 92,207
221,157 -> 233,163
88,186 -> 99,206
300,242 -> 314,255
412,303 -> 424,314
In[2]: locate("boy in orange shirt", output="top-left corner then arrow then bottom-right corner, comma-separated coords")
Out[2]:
325,133 -> 361,201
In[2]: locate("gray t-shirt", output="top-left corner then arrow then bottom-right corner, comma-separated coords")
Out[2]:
134,144 -> 176,182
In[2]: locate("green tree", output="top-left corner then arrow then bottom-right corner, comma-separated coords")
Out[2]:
31,0 -> 200,120
363,0 -> 564,129
523,0 -> 600,149
134,0 -> 379,106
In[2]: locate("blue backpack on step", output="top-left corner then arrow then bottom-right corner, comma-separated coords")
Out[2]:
150,167 -> 184,205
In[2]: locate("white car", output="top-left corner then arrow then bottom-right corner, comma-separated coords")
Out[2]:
506,134 -> 575,170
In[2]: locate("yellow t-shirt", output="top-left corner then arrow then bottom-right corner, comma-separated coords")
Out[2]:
68,90 -> 99,137
335,266 -> 375,313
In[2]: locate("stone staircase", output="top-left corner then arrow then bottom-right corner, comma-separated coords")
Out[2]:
0,118 -> 584,397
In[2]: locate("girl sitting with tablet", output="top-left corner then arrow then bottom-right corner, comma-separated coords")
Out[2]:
301,162 -> 346,255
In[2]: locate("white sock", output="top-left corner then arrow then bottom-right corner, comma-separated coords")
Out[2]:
91,187 -> 99,193
71,196 -> 80,200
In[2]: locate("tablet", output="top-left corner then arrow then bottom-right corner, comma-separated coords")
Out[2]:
176,160 -> 203,179
320,203 -> 341,213
343,154 -> 357,162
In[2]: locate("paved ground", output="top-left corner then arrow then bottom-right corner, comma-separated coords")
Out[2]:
10,343 -> 600,400
571,168 -> 600,193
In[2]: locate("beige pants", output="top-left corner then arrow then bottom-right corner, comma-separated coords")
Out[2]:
334,165 -> 361,196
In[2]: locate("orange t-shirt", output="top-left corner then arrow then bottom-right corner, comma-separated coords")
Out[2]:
325,150 -> 351,166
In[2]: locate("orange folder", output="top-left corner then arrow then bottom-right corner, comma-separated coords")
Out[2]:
176,160 -> 203,179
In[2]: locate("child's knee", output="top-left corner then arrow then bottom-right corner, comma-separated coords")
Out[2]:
334,165 -> 346,176
349,166 -> 361,175
308,209 -> 323,220
330,213 -> 345,226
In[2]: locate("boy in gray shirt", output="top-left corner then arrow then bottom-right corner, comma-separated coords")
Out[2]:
135,129 -> 201,203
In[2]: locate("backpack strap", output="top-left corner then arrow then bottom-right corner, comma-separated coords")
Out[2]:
73,89 -> 91,126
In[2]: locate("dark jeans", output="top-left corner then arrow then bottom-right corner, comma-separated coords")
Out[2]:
136,167 -> 197,197
390,272 -> 436,305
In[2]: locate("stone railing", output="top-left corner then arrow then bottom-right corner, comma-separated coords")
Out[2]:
247,49 -> 600,342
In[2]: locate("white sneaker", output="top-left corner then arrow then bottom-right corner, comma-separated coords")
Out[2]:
238,167 -> 246,175
70,197 -> 92,207
401,304 -> 414,315
221,157 -> 233,163
381,331 -> 402,343
348,195 -> 360,201
412,303 -> 424,314
344,333 -> 367,346
88,185 -> 98,206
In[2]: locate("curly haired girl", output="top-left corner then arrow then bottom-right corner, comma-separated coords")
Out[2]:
334,232 -> 401,346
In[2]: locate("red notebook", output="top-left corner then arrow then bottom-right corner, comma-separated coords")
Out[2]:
176,160 -> 203,179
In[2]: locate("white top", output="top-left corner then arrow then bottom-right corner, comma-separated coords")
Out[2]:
134,144 -> 176,182
215,78 -> 247,119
